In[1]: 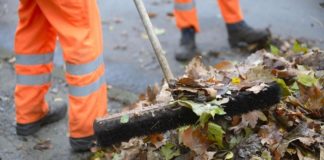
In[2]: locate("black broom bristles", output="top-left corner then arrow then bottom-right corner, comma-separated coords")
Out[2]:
94,82 -> 280,147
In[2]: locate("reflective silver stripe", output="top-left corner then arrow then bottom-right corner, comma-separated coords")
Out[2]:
174,1 -> 195,10
66,55 -> 104,76
68,75 -> 106,97
16,74 -> 51,85
16,53 -> 53,65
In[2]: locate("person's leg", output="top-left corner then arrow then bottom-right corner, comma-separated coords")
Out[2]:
174,0 -> 200,61
14,0 -> 52,126
15,0 -> 67,136
217,0 -> 270,48
174,0 -> 200,32
217,0 -> 243,24
36,0 -> 107,151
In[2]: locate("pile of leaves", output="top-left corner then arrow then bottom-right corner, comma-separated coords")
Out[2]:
91,44 -> 323,160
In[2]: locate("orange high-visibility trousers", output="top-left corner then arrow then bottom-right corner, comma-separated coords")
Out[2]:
15,0 -> 107,138
174,0 -> 244,32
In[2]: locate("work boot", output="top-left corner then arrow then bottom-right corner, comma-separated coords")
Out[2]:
175,27 -> 200,61
226,21 -> 270,48
70,136 -> 95,152
16,99 -> 67,136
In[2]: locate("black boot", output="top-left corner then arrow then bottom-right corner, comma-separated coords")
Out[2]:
16,99 -> 67,136
175,27 -> 200,61
226,21 -> 270,48
70,136 -> 95,152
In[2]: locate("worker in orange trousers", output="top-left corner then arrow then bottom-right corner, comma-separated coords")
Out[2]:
173,0 -> 271,61
14,0 -> 107,152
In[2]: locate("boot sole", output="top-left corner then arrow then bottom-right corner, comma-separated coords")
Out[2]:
16,105 -> 67,136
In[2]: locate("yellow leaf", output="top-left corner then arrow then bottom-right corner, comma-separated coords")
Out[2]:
231,77 -> 241,84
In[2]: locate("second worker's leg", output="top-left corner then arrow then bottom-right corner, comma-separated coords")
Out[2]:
217,0 -> 270,48
174,0 -> 200,61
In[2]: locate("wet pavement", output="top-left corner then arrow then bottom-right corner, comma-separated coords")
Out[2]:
0,0 -> 323,159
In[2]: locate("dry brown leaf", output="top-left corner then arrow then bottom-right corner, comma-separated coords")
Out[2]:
258,124 -> 283,146
214,60 -> 235,71
230,111 -> 267,133
185,56 -> 210,80
180,127 -> 211,155
166,12 -> 174,17
148,12 -> 157,18
177,77 -> 200,87
246,83 -> 269,94
33,139 -> 52,151
149,133 -> 164,148
146,84 -> 160,103
298,83 -> 324,111
156,82 -> 173,103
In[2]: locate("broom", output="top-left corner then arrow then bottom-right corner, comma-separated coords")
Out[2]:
94,0 -> 281,147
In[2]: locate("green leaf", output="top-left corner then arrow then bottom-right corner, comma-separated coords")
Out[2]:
198,113 -> 211,127
176,99 -> 226,117
270,45 -> 280,55
207,122 -> 225,148
297,74 -> 318,87
120,115 -> 129,124
290,82 -> 299,92
225,151 -> 234,160
160,143 -> 180,160
244,127 -> 253,136
210,107 -> 226,118
261,150 -> 272,160
292,41 -> 308,53
228,136 -> 243,149
176,99 -> 226,127
112,153 -> 122,160
275,78 -> 291,97
92,151 -> 106,159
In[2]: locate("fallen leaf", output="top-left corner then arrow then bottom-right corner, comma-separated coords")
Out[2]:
297,73 -> 319,87
141,27 -> 166,39
180,127 -> 210,155
224,151 -> 234,160
231,77 -> 241,84
258,124 -> 283,146
166,12 -> 174,17
146,84 -> 160,103
33,139 -> 52,151
120,115 -> 129,123
231,111 -> 268,133
148,12 -> 157,18
320,146 -> 324,160
246,83 -> 269,94
207,122 -> 225,148
160,143 -> 180,160
214,60 -> 235,71
261,150 -> 272,160
275,78 -> 291,97
185,56 -> 210,80
177,77 -> 200,87
270,45 -> 280,56
292,41 -> 308,53
149,133 -> 164,148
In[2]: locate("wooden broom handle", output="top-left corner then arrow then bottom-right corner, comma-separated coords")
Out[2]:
134,0 -> 175,84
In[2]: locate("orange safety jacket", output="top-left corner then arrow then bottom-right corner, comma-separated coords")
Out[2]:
15,0 -> 107,138
174,0 -> 244,32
